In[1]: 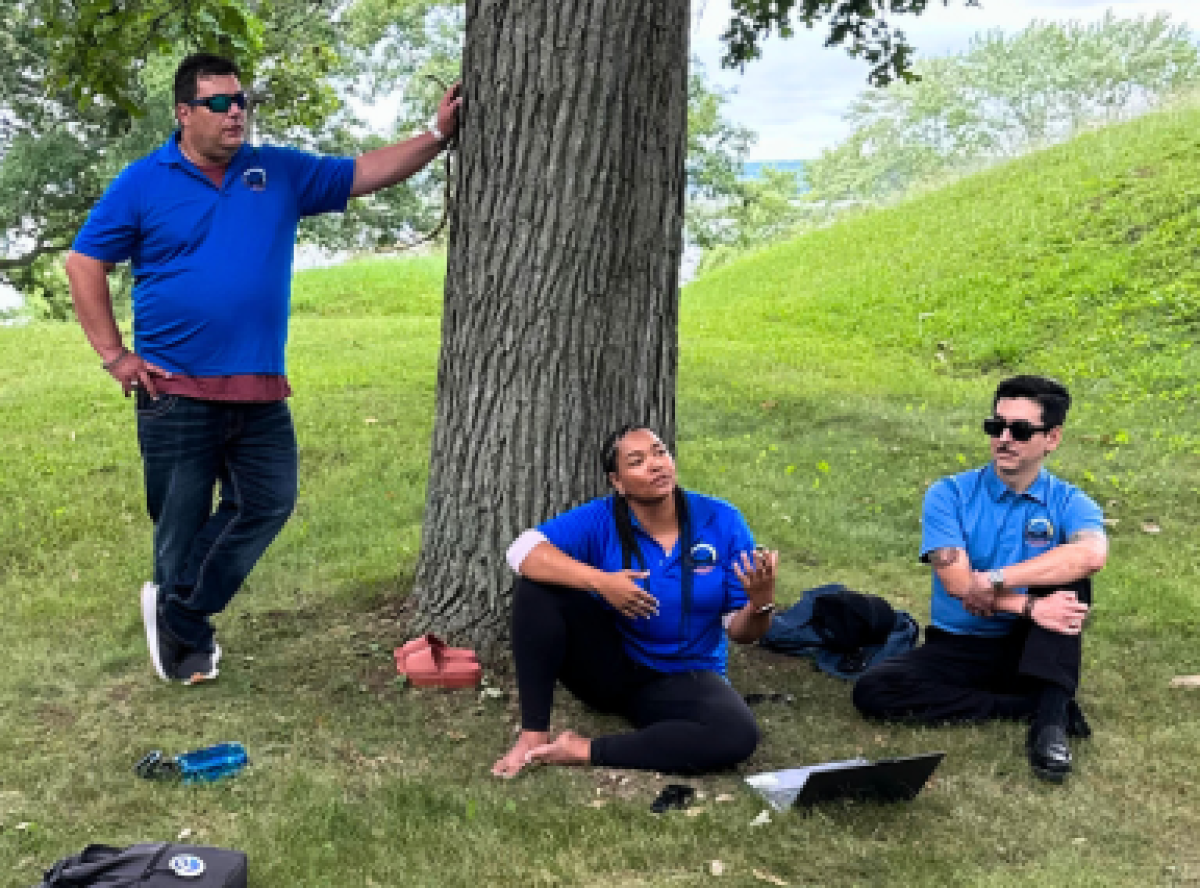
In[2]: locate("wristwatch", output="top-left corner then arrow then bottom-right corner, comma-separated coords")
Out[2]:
754,602 -> 776,616
987,568 -> 1005,592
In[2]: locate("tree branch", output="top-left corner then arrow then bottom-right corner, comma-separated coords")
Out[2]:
0,238 -> 72,271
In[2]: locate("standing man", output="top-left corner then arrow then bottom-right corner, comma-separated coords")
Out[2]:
65,53 -> 460,685
853,375 -> 1107,782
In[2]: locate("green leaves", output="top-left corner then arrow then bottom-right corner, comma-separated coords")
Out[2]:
720,0 -> 965,86
805,13 -> 1200,206
34,0 -> 267,114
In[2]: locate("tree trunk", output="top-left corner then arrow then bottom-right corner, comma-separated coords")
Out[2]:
409,0 -> 690,656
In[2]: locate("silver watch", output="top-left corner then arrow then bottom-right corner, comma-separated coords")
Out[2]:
987,568 -> 1005,592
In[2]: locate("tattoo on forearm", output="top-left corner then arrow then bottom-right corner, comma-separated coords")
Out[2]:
930,547 -> 963,568
1069,529 -> 1106,544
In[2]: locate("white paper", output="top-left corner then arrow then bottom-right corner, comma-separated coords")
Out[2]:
744,758 -> 869,812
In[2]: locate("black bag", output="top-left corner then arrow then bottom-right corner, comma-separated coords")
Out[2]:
37,842 -> 247,887
811,590 -> 898,673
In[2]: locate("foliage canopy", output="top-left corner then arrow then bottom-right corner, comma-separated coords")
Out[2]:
806,12 -> 1200,203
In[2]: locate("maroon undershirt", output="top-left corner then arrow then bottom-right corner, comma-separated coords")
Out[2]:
160,156 -> 292,403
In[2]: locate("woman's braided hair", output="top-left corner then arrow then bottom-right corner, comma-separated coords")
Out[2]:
600,426 -> 692,578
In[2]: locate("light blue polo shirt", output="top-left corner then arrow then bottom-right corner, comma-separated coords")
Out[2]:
921,464 -> 1104,637
72,135 -> 355,377
538,492 -> 754,674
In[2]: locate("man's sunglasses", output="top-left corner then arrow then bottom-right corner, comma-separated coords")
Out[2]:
186,92 -> 247,113
983,417 -> 1050,442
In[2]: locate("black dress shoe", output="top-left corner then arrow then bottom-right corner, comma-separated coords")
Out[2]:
1066,698 -> 1092,739
1028,724 -> 1072,782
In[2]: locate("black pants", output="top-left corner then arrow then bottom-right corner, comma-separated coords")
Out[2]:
853,579 -> 1090,724
510,578 -> 759,774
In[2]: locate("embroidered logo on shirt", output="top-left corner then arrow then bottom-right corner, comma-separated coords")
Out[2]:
690,542 -> 718,574
1024,516 -> 1055,546
243,167 -> 267,191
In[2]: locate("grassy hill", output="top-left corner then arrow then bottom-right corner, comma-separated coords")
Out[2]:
1,107 -> 1198,885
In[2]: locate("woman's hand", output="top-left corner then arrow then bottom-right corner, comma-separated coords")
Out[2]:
733,547 -> 778,609
593,570 -> 658,619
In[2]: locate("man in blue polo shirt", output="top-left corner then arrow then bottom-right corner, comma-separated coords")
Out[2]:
64,53 -> 460,685
853,376 -> 1107,782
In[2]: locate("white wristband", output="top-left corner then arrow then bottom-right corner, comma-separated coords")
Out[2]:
506,529 -> 548,573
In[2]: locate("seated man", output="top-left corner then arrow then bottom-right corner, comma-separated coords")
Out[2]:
853,375 -> 1107,782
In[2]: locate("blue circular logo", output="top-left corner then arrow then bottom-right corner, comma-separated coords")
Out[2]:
689,542 -> 718,568
1025,517 -> 1055,546
169,854 -> 206,878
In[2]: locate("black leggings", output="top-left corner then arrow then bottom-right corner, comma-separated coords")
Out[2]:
510,577 -> 759,774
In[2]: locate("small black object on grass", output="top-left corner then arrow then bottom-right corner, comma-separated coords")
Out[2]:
650,783 -> 696,814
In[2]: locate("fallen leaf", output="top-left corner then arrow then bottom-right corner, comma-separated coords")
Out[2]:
752,869 -> 789,885
684,806 -> 709,817
715,793 -> 735,803
588,799 -> 609,808
16,822 -> 32,831
760,400 -> 777,410
1169,675 -> 1200,688
364,417 -> 378,424
750,810 -> 771,827
1141,521 -> 1161,534
177,828 -> 193,840
710,860 -> 725,876
445,730 -> 467,741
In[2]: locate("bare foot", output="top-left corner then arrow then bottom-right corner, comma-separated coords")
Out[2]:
525,730 -> 592,768
491,730 -> 550,779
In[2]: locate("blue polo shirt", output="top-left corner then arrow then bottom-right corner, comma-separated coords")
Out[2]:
71,136 -> 355,376
538,492 -> 754,674
921,464 -> 1104,637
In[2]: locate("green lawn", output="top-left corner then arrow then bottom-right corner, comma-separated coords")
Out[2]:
1,108 -> 1199,886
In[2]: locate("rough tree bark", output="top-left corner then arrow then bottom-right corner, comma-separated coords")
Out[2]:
409,0 -> 690,655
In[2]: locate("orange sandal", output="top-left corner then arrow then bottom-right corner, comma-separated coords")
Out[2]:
394,633 -> 477,675
403,644 -> 482,689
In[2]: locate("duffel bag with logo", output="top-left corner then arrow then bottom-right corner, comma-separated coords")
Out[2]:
36,842 -> 247,887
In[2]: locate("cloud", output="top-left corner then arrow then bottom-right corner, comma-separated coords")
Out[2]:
691,1 -> 1199,160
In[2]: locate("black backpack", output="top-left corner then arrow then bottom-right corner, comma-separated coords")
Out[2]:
36,842 -> 247,887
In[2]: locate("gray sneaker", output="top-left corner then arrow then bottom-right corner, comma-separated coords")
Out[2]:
174,644 -> 222,685
140,582 -> 221,684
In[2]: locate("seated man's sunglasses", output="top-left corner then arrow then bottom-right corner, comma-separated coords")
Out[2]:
983,417 -> 1050,442
186,92 -> 248,113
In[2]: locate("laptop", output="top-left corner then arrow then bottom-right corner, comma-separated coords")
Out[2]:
745,752 -> 945,810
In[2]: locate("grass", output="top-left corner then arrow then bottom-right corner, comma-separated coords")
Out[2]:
2,107 -> 1200,886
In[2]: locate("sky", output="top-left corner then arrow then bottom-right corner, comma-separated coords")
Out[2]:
689,0 -> 1200,160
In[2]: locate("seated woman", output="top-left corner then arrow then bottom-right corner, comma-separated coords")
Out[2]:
491,425 -> 779,778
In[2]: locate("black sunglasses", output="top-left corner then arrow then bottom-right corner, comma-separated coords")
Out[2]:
983,417 -> 1050,442
187,92 -> 247,113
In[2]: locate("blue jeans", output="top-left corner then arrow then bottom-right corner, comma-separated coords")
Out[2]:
136,393 -> 297,652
